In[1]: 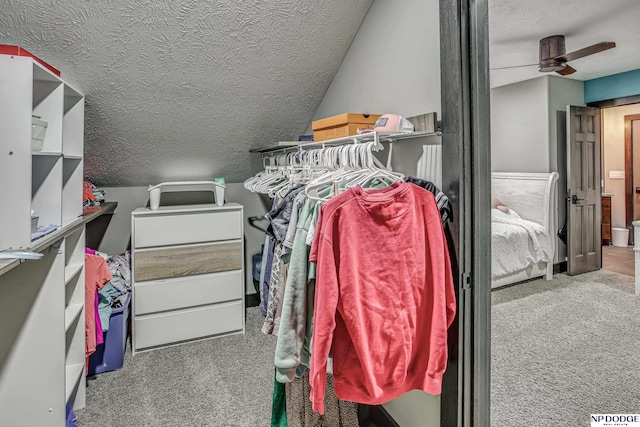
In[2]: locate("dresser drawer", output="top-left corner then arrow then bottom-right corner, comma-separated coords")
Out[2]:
134,240 -> 242,282
134,210 -> 242,248
134,301 -> 243,350
135,270 -> 242,315
602,196 -> 611,208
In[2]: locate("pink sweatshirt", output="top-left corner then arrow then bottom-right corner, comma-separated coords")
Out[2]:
309,182 -> 456,414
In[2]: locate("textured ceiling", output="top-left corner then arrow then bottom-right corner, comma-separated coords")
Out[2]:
0,0 -> 373,185
489,0 -> 640,88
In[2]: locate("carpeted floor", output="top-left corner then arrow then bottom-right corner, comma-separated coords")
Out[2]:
76,307 -> 277,426
77,270 -> 639,427
491,270 -> 640,427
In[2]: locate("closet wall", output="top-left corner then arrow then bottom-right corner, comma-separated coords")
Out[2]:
307,0 -> 442,425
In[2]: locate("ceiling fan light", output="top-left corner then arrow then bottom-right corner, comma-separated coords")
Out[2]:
539,63 -> 566,73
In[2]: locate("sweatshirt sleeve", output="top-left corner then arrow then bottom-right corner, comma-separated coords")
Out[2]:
308,234 -> 339,415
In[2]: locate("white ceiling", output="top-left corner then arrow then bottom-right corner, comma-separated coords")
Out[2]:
489,0 -> 640,88
0,0 -> 373,185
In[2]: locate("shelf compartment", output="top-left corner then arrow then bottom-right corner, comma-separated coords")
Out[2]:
33,82 -> 63,153
31,156 -> 62,231
63,83 -> 83,114
64,303 -> 83,332
65,363 -> 84,402
62,159 -> 83,227
65,262 -> 84,284
62,96 -> 84,157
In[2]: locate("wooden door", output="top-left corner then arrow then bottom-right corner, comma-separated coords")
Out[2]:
625,114 -> 640,242
567,106 -> 602,275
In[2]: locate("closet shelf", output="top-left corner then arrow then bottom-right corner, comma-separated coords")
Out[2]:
64,363 -> 84,402
0,202 -> 118,277
32,151 -> 62,157
249,130 -> 441,153
64,303 -> 83,332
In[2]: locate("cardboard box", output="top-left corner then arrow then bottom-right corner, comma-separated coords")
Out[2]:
0,45 -> 61,76
407,112 -> 438,133
312,113 -> 381,142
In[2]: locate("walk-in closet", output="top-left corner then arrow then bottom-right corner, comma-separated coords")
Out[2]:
0,0 -> 499,426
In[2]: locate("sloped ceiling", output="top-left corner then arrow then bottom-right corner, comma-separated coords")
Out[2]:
0,0 -> 373,185
489,0 -> 640,88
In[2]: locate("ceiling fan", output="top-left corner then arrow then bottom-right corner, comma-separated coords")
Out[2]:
492,35 -> 615,76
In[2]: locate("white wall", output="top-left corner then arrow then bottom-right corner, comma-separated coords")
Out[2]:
98,184 -> 269,295
310,0 -> 442,424
547,76 -> 584,173
603,104 -> 640,228
310,0 -> 441,127
491,77 -> 550,172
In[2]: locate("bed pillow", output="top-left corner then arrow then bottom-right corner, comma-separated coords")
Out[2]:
491,196 -> 510,213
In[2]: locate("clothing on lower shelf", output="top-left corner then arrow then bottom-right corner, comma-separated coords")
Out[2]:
31,224 -> 60,241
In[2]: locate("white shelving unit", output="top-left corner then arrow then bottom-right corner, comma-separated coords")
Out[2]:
0,55 -> 87,425
64,227 -> 87,410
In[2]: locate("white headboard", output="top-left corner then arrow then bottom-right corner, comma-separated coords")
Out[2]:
491,172 -> 559,236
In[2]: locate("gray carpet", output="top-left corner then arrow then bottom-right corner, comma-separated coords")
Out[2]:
76,307 -> 276,426
492,271 -> 640,427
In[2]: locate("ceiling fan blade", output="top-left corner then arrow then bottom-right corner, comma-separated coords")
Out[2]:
556,64 -> 577,76
490,63 -> 538,71
555,42 -> 615,62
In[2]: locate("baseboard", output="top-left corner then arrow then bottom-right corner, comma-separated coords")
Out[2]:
245,293 -> 260,308
554,261 -> 567,275
358,404 -> 400,427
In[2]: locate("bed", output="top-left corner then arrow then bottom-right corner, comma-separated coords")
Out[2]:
491,172 -> 559,288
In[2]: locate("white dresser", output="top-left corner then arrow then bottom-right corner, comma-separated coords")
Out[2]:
131,203 -> 245,354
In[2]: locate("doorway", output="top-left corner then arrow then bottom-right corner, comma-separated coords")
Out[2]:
599,104 -> 640,277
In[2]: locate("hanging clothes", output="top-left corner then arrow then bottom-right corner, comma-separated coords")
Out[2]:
274,196 -> 317,382
263,185 -> 305,335
405,176 -> 453,223
286,371 -> 359,427
309,182 -> 456,414
244,140 -> 457,418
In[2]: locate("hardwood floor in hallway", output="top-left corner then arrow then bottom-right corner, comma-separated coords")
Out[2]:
602,245 -> 635,277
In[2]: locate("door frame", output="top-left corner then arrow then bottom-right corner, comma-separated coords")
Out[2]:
587,96 -> 640,246
624,114 -> 640,232
440,0 -> 491,426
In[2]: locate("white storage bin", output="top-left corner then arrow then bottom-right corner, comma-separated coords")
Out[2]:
31,116 -> 48,151
612,227 -> 629,247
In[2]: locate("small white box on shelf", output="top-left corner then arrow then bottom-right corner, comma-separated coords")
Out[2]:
31,116 -> 48,151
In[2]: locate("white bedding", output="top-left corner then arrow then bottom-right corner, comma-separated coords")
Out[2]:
491,208 -> 553,279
